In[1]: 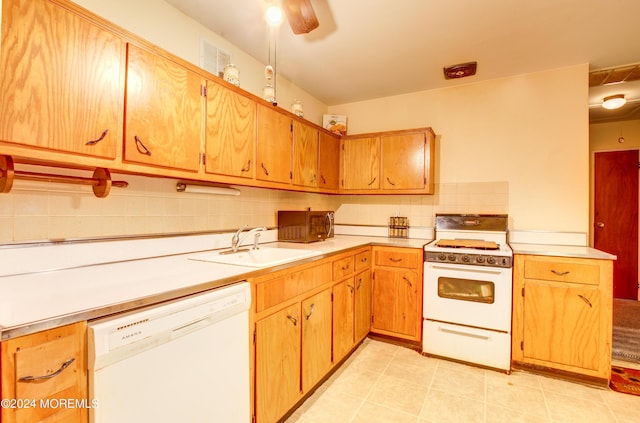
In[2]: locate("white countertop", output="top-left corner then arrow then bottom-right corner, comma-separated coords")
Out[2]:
0,234 -> 429,340
509,243 -> 617,260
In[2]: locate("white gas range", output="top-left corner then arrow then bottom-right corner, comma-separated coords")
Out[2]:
422,214 -> 513,372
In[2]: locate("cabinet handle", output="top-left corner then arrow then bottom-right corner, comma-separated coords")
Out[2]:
551,270 -> 570,276
260,163 -> 269,176
134,135 -> 152,156
578,294 -> 593,308
320,175 -> 326,184
389,257 -> 403,263
241,159 -> 251,172
356,278 -> 363,289
367,177 -> 377,186
402,276 -> 413,287
287,314 -> 298,326
305,303 -> 315,320
85,129 -> 108,146
18,358 -> 75,382
347,284 -> 354,293
361,257 -> 368,263
310,174 -> 316,183
341,264 -> 350,271
386,177 -> 396,186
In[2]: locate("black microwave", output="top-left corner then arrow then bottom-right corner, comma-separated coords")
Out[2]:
277,210 -> 335,243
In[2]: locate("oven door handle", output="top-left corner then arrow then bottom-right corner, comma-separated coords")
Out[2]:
439,325 -> 491,340
428,263 -> 504,275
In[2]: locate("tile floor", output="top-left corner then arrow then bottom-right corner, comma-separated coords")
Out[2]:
285,338 -> 640,423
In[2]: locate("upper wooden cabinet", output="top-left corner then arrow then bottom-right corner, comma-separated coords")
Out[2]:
256,104 -> 292,185
0,0 -> 124,162
292,121 -> 319,188
318,131 -> 340,191
204,81 -> 255,178
341,136 -> 380,190
341,128 -> 435,194
123,43 -> 203,172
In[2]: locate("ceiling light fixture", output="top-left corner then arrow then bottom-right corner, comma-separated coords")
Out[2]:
602,94 -> 627,110
265,4 -> 284,26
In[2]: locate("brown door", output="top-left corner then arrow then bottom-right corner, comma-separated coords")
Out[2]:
594,150 -> 638,299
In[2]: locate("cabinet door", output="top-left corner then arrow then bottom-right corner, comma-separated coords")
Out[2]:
523,281 -> 602,371
301,289 -> 332,392
372,268 -> 420,339
318,132 -> 340,190
0,0 -> 124,159
332,278 -> 355,363
354,269 -> 372,343
381,132 -> 426,190
0,322 -> 87,423
341,136 -> 380,190
204,82 -> 255,178
256,104 -> 292,184
124,44 -> 202,171
256,304 -> 301,423
292,121 -> 319,187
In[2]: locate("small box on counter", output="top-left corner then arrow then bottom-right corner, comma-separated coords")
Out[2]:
323,114 -> 347,135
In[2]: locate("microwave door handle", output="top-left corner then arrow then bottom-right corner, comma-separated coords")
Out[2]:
325,213 -> 333,236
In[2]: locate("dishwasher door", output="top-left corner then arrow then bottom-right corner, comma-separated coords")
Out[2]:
88,282 -> 251,423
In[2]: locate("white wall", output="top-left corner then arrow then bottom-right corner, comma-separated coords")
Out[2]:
329,65 -> 590,233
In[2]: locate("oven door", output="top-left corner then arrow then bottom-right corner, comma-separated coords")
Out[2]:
423,261 -> 512,332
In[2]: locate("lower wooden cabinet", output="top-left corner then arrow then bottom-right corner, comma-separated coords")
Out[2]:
512,254 -> 613,384
0,321 -> 88,423
252,248 -> 371,423
371,246 -> 423,341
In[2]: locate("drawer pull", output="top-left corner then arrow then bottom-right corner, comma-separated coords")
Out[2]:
578,294 -> 593,308
18,358 -> 75,382
287,315 -> 298,326
360,257 -> 368,263
551,270 -> 570,276
341,264 -> 350,271
134,135 -> 152,156
305,304 -> 315,320
241,159 -> 251,172
402,276 -> 413,287
85,128 -> 108,146
389,257 -> 403,263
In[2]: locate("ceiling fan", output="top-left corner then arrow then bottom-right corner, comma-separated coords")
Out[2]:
281,0 -> 319,34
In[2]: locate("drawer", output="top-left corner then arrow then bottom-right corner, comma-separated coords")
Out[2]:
333,256 -> 355,280
524,259 -> 600,285
255,262 -> 332,312
355,250 -> 371,271
374,247 -> 421,269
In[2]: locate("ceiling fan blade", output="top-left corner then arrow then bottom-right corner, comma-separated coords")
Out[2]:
282,0 -> 319,34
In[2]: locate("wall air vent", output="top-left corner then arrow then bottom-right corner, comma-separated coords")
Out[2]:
443,62 -> 477,80
200,39 -> 231,78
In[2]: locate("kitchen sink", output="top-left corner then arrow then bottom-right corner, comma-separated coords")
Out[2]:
188,247 -> 322,268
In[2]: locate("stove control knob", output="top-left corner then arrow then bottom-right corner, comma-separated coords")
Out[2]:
462,255 -> 470,263
438,253 -> 447,261
447,254 -> 456,262
487,257 -> 496,265
475,256 -> 485,264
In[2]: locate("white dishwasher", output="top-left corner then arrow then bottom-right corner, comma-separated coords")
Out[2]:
88,282 -> 251,423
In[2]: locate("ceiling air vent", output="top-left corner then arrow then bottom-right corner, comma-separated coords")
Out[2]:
200,39 -> 231,78
443,62 -> 477,80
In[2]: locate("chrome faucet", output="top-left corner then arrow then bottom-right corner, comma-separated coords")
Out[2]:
230,225 -> 267,252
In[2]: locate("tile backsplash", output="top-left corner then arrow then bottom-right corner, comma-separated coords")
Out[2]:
0,168 -> 508,244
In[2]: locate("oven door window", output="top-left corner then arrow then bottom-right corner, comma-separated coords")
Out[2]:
437,277 -> 495,304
